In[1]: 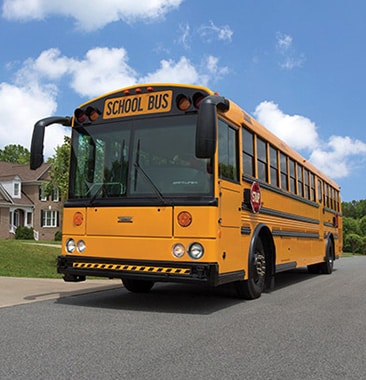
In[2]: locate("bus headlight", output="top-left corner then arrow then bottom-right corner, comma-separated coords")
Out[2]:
77,240 -> 86,253
188,242 -> 204,260
66,238 -> 76,253
172,243 -> 185,258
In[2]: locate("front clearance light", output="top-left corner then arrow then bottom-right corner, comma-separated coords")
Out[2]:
66,238 -> 76,253
188,242 -> 204,260
172,243 -> 185,258
77,240 -> 86,253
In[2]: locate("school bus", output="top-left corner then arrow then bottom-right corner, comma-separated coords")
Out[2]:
30,83 -> 342,299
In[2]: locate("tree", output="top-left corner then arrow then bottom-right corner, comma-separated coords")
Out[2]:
344,233 -> 363,254
46,136 -> 71,200
342,216 -> 361,236
0,144 -> 30,164
359,216 -> 366,236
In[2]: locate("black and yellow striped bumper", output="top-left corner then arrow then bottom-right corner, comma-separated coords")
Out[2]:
57,255 -> 232,286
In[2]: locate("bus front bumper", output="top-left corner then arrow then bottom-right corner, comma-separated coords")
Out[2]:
57,255 -> 244,287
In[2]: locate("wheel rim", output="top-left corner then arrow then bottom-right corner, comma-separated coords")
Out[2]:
253,247 -> 266,285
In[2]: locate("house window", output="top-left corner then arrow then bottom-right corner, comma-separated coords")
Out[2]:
52,187 -> 60,202
39,186 -> 48,201
26,212 -> 32,226
13,182 -> 21,198
41,210 -> 59,227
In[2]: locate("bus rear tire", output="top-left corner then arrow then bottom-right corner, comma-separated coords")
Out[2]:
307,239 -> 334,275
319,240 -> 334,274
122,278 -> 155,293
235,237 -> 267,300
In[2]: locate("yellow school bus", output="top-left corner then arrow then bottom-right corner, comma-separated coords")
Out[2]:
30,83 -> 342,299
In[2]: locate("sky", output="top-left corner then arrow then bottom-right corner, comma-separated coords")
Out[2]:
1,0 -> 366,201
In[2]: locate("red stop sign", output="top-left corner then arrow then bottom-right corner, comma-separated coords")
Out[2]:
250,182 -> 261,213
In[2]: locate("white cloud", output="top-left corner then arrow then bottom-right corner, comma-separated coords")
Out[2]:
275,32 -> 305,70
276,32 -> 293,51
2,0 -> 183,31
254,101 -> 318,151
0,82 -> 67,158
70,48 -> 138,97
178,23 -> 191,50
140,57 -> 200,84
198,21 -> 233,43
309,136 -> 366,178
141,55 -> 228,86
254,100 -> 366,179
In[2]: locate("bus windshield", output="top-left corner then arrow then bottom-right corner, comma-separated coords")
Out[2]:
68,115 -> 213,202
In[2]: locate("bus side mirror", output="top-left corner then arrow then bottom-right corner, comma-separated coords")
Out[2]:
195,96 -> 229,159
30,116 -> 71,170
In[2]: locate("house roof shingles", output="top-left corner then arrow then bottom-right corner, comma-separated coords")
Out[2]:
0,162 -> 51,182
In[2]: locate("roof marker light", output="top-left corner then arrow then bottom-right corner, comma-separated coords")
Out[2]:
176,95 -> 191,111
74,109 -> 87,124
86,106 -> 100,122
193,92 -> 205,109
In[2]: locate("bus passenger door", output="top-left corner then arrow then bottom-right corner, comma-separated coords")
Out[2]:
217,120 -> 242,274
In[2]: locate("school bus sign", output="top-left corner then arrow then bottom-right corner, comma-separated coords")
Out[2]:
103,90 -> 172,119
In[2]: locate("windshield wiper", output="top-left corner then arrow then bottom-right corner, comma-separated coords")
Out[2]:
133,162 -> 169,205
88,183 -> 104,205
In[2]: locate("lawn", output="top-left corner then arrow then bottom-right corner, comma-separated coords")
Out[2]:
0,239 -> 62,278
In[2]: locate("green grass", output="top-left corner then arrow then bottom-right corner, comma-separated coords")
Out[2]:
0,239 -> 62,278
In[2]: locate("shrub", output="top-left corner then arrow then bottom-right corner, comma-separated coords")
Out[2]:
54,231 -> 62,241
15,226 -> 34,240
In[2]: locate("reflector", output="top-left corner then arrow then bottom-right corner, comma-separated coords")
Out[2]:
73,212 -> 84,226
177,211 -> 192,227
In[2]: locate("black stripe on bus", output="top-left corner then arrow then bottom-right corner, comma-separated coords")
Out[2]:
272,230 -> 319,239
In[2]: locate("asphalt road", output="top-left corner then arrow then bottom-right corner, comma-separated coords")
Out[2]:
1,256 -> 365,380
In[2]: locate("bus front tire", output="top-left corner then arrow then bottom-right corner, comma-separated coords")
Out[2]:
122,278 -> 155,293
235,237 -> 267,300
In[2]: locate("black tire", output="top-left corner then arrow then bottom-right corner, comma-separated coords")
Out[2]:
307,239 -> 334,275
319,240 -> 334,274
236,237 -> 267,300
122,278 -> 155,293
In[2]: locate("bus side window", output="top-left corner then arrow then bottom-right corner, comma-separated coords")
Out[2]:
257,137 -> 268,182
304,169 -> 310,199
280,153 -> 288,191
218,120 -> 239,182
242,128 -> 254,177
310,173 -> 315,201
297,164 -> 304,197
289,159 -> 296,194
270,146 -> 278,187
317,179 -> 322,203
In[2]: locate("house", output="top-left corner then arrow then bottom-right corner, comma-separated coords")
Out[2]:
0,161 -> 62,240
